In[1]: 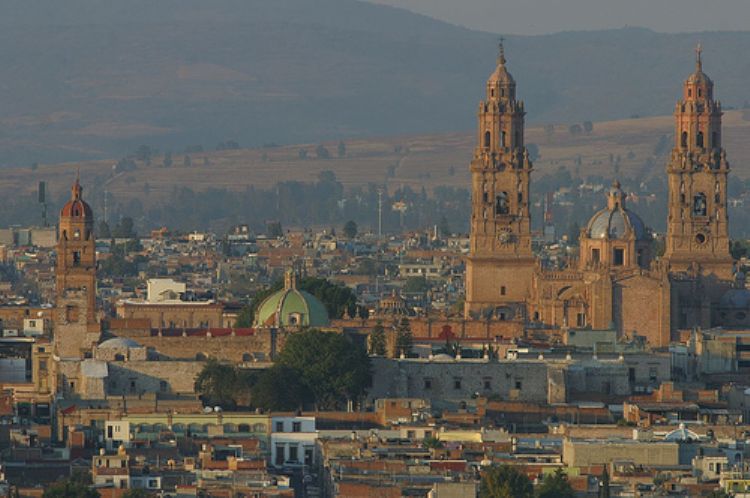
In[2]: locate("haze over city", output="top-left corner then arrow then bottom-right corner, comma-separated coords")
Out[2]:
0,2 -> 750,497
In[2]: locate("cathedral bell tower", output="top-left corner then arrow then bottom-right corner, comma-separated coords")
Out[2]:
465,43 -> 535,317
664,46 -> 733,278
55,174 -> 99,359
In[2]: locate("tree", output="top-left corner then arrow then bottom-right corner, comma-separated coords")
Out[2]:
439,215 -> 451,238
183,155 -> 192,167
122,490 -> 153,498
298,148 -> 308,160
43,472 -> 99,498
112,217 -> 136,239
275,329 -> 371,409
598,465 -> 610,498
569,124 -> 583,136
97,221 -> 111,239
544,123 -> 555,142
343,220 -> 358,239
394,318 -> 412,357
479,465 -> 533,498
583,120 -> 594,133
235,304 -> 253,328
194,359 -> 240,409
163,151 -> 173,168
537,468 -> 575,498
404,276 -> 428,294
316,144 -> 330,159
337,141 -> 346,158
250,364 -> 307,411
267,221 -> 283,238
566,222 -> 581,246
369,320 -> 386,356
705,489 -> 730,498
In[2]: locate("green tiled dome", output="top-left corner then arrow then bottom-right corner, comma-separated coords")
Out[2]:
254,272 -> 329,328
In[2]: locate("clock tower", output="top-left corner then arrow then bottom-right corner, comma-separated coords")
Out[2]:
465,43 -> 535,317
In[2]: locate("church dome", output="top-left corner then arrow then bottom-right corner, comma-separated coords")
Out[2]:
487,43 -> 515,85
719,288 -> 750,310
586,181 -> 647,240
99,337 -> 141,349
254,271 -> 329,328
60,176 -> 93,219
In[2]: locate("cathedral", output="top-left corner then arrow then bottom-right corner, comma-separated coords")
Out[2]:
465,44 -> 740,348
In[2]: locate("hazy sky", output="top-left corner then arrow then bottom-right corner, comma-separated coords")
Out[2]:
365,0 -> 750,35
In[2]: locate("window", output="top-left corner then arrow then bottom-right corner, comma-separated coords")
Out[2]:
275,445 -> 285,466
423,378 -> 432,390
407,430 -> 416,439
648,367 -> 658,383
576,313 -> 586,327
159,381 -> 167,392
681,131 -> 688,148
483,378 -> 492,390
454,378 -> 462,390
292,421 -> 301,433
39,360 -> 47,371
613,248 -> 624,266
500,286 -> 506,296
72,251 -> 81,266
591,248 -> 600,263
697,131 -> 704,148
495,192 -> 509,215
484,131 -> 491,148
515,380 -> 522,390
500,131 -> 506,147
289,445 -> 298,462
693,193 -> 707,216
275,421 -> 284,432
114,353 -> 125,361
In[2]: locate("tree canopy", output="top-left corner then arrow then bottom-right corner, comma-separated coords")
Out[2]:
479,465 -> 533,498
194,329 -> 371,411
43,473 -> 99,498
537,468 -> 575,498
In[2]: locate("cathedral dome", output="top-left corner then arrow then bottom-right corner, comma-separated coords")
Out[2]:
60,176 -> 93,219
586,181 -> 647,240
254,271 -> 329,328
719,288 -> 750,310
488,45 -> 515,86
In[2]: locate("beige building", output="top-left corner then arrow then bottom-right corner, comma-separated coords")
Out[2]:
465,45 -> 736,348
562,437 -> 680,467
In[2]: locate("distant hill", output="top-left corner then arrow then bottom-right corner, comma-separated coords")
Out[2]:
1,0 -> 750,166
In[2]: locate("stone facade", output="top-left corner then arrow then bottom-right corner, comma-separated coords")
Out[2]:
465,46 -> 737,349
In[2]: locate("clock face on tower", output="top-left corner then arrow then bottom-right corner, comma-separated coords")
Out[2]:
498,230 -> 512,244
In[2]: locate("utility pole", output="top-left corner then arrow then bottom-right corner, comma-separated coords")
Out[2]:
377,188 -> 383,239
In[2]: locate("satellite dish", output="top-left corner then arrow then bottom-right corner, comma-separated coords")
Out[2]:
214,406 -> 222,412
203,406 -> 212,413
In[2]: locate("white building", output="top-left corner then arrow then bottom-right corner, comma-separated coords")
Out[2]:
270,416 -> 317,468
104,420 -> 131,451
146,278 -> 186,303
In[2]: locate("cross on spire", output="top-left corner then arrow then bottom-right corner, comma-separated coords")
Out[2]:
695,42 -> 702,70
497,37 -> 506,66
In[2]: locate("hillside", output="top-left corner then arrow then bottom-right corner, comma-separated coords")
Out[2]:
0,1 -> 750,166
12,109 -> 750,204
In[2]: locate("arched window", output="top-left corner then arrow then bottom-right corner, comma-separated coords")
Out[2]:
484,131 -> 491,148
693,193 -> 707,216
681,132 -> 688,148
697,131 -> 704,148
500,131 -> 506,148
114,353 -> 125,362
495,192 -> 509,215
